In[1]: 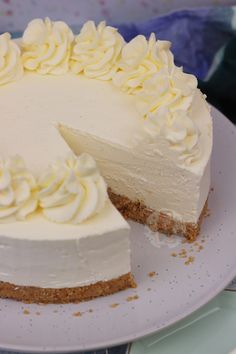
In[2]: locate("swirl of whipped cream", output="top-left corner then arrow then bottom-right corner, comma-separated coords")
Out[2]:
0,156 -> 38,222
22,18 -> 74,75
70,21 -> 124,80
0,32 -> 23,86
38,153 -> 108,224
136,66 -> 197,116
144,107 -> 200,165
113,33 -> 174,94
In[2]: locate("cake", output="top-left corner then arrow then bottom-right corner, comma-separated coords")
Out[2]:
0,18 -> 212,303
0,153 -> 135,303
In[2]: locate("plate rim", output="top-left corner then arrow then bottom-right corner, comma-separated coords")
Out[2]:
1,266 -> 236,354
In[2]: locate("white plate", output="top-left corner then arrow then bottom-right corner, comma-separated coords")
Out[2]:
0,108 -> 235,353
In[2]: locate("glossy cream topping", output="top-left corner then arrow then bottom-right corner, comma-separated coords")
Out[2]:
1,18 -> 206,168
0,156 -> 38,222
136,66 -> 197,115
70,20 -> 124,80
22,18 -> 74,74
143,105 -> 200,166
0,18 -> 212,224
38,153 -> 108,224
0,152 -> 109,224
0,32 -> 23,86
0,69 -> 212,223
113,34 -> 173,93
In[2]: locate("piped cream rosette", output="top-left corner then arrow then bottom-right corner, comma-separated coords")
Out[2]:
22,17 -> 74,74
38,153 -> 108,224
0,156 -> 38,222
0,32 -> 23,86
0,153 -> 108,224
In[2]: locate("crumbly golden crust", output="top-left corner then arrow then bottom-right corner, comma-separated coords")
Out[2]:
0,273 -> 136,304
108,189 -> 208,242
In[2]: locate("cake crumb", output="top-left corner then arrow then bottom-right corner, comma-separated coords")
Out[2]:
148,271 -> 157,277
88,309 -> 93,313
126,295 -> 139,302
73,311 -> 82,317
110,303 -> 119,308
147,288 -> 151,291
184,256 -> 195,265
178,249 -> 187,258
23,309 -> 30,315
171,252 -> 177,257
53,310 -> 58,313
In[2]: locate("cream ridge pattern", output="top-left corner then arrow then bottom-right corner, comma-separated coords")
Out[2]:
0,153 -> 109,223
0,18 -> 201,157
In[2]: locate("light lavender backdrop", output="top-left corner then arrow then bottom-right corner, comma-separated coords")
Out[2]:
0,0 -> 235,32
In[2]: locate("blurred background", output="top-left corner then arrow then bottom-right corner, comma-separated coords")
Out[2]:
0,0 -> 236,121
0,0 -> 235,31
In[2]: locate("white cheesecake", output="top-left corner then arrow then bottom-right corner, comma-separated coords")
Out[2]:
58,84 -> 212,240
0,151 -> 134,303
0,200 -> 132,303
0,70 -> 211,240
0,18 -> 212,302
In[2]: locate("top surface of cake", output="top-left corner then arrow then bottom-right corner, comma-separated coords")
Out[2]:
0,18 -> 212,232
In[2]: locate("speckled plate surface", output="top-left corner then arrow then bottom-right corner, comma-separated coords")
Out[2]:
0,107 -> 235,353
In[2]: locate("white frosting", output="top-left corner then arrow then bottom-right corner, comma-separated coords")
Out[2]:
111,32 -> 200,166
0,33 -> 23,86
14,21 -> 205,169
0,156 -> 38,222
113,34 -> 169,93
0,19 -> 213,290
70,21 -> 124,80
136,66 -> 197,115
0,73 -> 133,288
38,153 -> 108,224
22,18 -> 74,74
58,89 -> 212,223
0,72 -> 212,224
143,105 -> 200,166
0,201 -> 131,288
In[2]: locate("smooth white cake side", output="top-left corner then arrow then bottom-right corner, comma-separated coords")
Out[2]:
0,201 -> 131,288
